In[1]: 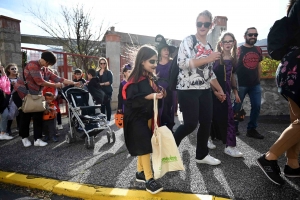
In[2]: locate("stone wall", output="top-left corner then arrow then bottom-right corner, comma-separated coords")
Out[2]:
240,78 -> 289,116
0,16 -> 22,67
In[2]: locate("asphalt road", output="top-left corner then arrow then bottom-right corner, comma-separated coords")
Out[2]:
0,114 -> 299,200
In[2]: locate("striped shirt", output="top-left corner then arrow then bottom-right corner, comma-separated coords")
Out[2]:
14,61 -> 64,99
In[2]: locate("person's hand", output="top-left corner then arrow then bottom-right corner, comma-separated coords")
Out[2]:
214,91 -> 226,103
117,109 -> 123,113
235,94 -> 241,103
208,52 -> 221,62
74,82 -> 81,87
155,92 -> 164,99
55,83 -> 62,88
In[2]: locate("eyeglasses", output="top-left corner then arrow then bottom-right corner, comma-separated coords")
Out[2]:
222,40 -> 234,44
196,22 -> 212,28
100,63 -> 106,65
10,68 -> 17,71
247,33 -> 258,37
149,60 -> 158,64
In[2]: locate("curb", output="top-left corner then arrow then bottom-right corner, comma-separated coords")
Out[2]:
0,171 -> 230,200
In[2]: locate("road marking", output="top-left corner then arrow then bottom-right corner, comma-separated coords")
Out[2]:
0,170 -> 230,200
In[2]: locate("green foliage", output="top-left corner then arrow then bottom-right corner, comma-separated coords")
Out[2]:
22,51 -> 27,67
260,57 -> 280,77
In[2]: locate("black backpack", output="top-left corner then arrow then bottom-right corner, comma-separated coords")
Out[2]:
168,35 -> 212,90
267,14 -> 300,61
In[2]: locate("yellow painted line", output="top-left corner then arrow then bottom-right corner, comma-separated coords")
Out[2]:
0,170 -> 230,200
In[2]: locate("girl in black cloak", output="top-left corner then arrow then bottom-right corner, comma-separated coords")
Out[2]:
122,45 -> 166,194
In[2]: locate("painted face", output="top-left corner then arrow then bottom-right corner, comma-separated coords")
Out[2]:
221,35 -> 235,51
124,70 -> 131,79
142,55 -> 158,73
196,15 -> 212,37
160,47 -> 169,59
9,66 -> 18,74
74,73 -> 82,80
45,96 -> 54,104
245,29 -> 258,45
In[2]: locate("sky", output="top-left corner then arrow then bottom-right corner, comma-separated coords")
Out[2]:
0,0 -> 290,48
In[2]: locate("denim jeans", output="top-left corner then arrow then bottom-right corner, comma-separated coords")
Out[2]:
233,84 -> 261,130
0,108 -> 9,133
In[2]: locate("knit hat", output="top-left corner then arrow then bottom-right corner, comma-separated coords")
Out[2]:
155,34 -> 176,54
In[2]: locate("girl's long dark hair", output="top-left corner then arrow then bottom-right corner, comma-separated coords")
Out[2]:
128,45 -> 158,83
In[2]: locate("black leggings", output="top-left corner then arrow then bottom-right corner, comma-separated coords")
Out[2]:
173,89 -> 213,160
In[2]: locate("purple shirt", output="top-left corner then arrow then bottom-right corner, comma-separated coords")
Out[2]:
156,61 -> 171,89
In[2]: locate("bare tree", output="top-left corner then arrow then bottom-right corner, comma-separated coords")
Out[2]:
26,3 -> 107,72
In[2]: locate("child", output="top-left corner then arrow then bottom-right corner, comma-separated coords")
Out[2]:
117,64 -> 132,113
122,45 -> 166,194
0,64 -> 13,140
209,32 -> 243,157
73,68 -> 86,85
86,68 -> 106,105
43,69 -> 63,131
42,92 -> 58,142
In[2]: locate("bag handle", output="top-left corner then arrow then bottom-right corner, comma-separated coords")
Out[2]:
153,93 -> 159,130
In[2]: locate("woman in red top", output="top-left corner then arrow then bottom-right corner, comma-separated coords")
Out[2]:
13,51 -> 80,147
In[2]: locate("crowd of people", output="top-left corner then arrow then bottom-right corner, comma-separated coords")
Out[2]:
0,0 -> 299,195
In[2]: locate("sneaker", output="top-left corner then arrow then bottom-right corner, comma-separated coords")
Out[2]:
247,129 -> 264,139
256,154 -> 284,185
283,164 -> 300,177
224,146 -> 243,157
196,154 -> 221,165
52,136 -> 59,142
0,134 -> 13,140
136,171 -> 146,183
34,139 -> 48,147
22,138 -> 32,147
57,125 -> 63,130
207,138 -> 216,149
145,178 -> 163,194
42,135 -> 49,142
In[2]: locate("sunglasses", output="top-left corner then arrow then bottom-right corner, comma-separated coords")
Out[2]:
149,60 -> 158,64
196,22 -> 212,28
222,40 -> 234,44
10,68 -> 17,70
100,63 -> 106,65
247,33 -> 258,37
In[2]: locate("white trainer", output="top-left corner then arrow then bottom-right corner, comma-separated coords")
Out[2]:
207,139 -> 216,149
57,125 -> 63,130
22,138 -> 32,147
34,139 -> 48,147
196,154 -> 221,165
0,134 -> 13,140
224,146 -> 243,157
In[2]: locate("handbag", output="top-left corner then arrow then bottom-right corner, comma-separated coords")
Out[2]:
151,93 -> 184,179
21,68 -> 46,113
234,107 -> 246,122
114,111 -> 124,129
0,75 -> 11,95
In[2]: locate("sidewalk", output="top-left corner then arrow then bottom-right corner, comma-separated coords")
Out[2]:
0,113 -> 299,200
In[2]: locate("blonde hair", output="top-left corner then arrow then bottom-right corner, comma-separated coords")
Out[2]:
97,57 -> 109,71
216,32 -> 237,66
196,10 -> 213,23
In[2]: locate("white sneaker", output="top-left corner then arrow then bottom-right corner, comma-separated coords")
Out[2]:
196,154 -> 221,165
0,134 -> 13,140
57,125 -> 63,130
224,146 -> 243,157
34,139 -> 48,147
22,138 -> 32,147
207,139 -> 216,149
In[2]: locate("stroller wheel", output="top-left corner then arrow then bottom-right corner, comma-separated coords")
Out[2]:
65,133 -> 76,144
84,136 -> 95,149
106,132 -> 111,144
112,131 -> 116,143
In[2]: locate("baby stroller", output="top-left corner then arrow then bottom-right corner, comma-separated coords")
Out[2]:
61,87 -> 116,149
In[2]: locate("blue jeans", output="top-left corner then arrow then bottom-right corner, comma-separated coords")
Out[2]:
0,108 -> 8,133
233,84 -> 261,130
